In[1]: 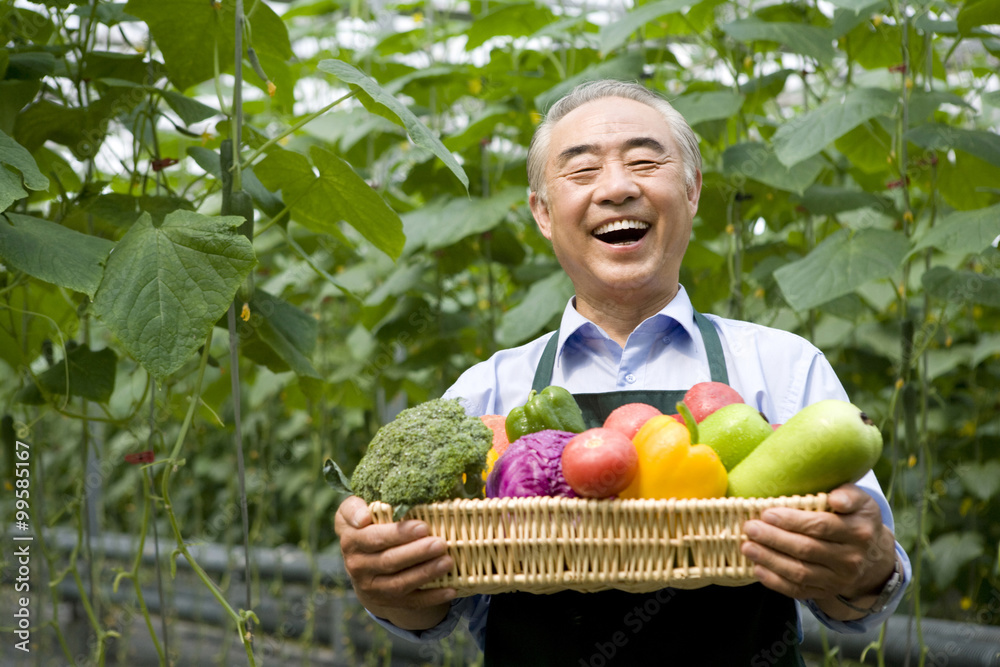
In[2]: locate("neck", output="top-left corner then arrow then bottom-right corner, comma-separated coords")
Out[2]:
574,284 -> 680,347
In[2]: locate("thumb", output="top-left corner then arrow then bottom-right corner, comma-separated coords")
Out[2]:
827,483 -> 869,514
340,495 -> 373,529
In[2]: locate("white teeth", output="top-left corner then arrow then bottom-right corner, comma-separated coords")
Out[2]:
593,220 -> 650,236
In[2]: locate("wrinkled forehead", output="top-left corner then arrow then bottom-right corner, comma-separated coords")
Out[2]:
546,97 -> 675,164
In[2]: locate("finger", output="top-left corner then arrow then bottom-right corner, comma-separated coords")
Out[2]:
344,520 -> 440,559
757,507 -> 852,543
741,538 -> 833,600
744,518 -> 853,569
337,495 -> 373,530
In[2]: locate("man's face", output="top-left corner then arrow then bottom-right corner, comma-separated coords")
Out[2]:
530,96 -> 701,309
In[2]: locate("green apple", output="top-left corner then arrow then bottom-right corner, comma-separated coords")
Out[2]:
727,399 -> 883,498
697,403 -> 773,471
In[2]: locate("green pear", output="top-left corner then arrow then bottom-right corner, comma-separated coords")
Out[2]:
727,399 -> 883,498
697,403 -> 773,471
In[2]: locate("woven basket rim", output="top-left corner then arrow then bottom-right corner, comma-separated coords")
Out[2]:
370,492 -> 829,516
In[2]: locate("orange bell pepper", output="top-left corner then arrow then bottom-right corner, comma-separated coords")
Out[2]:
619,415 -> 728,499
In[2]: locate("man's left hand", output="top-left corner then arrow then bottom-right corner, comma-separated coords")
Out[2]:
740,483 -> 898,619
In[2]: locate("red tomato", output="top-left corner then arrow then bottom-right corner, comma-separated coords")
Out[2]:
561,427 -> 639,498
603,403 -> 663,440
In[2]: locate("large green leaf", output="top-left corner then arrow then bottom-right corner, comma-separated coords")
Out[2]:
910,204 -> 1000,257
465,2 -> 558,51
957,460 -> 1000,503
921,266 -> 1000,308
237,289 -> 320,378
773,228 -> 909,311
534,52 -> 646,112
927,532 -> 984,589
316,59 -> 468,191
0,128 -> 49,208
16,345 -> 117,405
91,210 -> 256,382
721,17 -> 836,65
254,145 -> 404,259
497,271 -> 574,346
123,0 -> 291,91
402,187 -> 526,253
671,91 -> 744,127
723,142 -> 826,194
598,0 -> 691,55
0,213 -> 114,297
957,0 -> 1000,36
905,124 -> 1000,169
772,88 -> 898,166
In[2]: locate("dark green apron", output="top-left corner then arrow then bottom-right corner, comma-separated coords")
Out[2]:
483,312 -> 805,667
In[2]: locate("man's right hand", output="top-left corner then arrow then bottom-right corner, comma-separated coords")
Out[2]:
334,495 -> 456,631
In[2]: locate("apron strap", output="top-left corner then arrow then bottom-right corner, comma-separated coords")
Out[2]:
531,310 -> 728,392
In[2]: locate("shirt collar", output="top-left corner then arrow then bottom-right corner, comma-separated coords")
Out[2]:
554,284 -> 701,355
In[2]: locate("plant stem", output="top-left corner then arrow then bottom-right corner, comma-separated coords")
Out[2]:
240,91 -> 358,168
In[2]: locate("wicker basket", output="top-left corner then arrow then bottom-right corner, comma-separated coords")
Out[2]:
370,494 -> 829,596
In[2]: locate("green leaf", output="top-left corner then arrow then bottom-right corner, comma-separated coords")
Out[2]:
534,52 -> 646,112
921,266 -> 1000,308
254,145 -> 405,259
0,213 -> 114,297
91,210 -> 256,382
723,142 -> 826,194
15,345 -> 117,405
773,228 -> 909,311
598,0 -> 691,55
796,185 -> 891,216
403,187 -> 525,252
123,0 -> 291,91
927,532 -> 984,589
316,59 -> 468,191
159,90 -> 220,125
721,17 -> 836,65
465,2 -> 558,51
237,289 -> 321,379
957,460 -> 1000,502
323,457 -> 353,495
0,128 -> 49,208
670,91 -> 744,126
957,0 -> 1000,36
772,88 -> 898,166
910,204 -> 1000,257
905,124 -> 1000,169
497,271 -> 574,346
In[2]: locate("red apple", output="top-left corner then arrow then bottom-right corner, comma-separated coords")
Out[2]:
561,428 -> 639,498
682,381 -> 744,422
603,403 -> 663,440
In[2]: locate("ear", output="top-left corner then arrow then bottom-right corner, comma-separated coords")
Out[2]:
529,191 -> 553,241
687,169 -> 703,218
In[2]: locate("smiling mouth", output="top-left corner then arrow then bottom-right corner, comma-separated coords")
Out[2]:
592,220 -> 650,246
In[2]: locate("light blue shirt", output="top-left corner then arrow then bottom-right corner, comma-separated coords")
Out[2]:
373,285 -> 911,649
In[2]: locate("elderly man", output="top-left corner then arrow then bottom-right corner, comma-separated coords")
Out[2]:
335,79 -> 909,666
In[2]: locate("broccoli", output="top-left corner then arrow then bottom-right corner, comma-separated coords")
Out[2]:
341,398 -> 492,520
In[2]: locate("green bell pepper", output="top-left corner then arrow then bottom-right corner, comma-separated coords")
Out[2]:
504,385 -> 586,442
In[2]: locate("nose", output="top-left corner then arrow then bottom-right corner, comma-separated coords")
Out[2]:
595,161 -> 641,205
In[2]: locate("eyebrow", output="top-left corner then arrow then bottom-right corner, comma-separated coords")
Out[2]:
555,137 -> 668,167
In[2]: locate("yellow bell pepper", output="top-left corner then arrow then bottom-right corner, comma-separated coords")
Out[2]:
619,415 -> 728,499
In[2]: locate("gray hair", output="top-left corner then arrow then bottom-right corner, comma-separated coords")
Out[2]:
527,80 -> 702,200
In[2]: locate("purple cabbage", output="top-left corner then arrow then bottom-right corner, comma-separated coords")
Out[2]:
485,429 -> 578,499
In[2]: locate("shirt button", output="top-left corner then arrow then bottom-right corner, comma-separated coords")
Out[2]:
625,373 -> 636,384
662,335 -> 671,344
